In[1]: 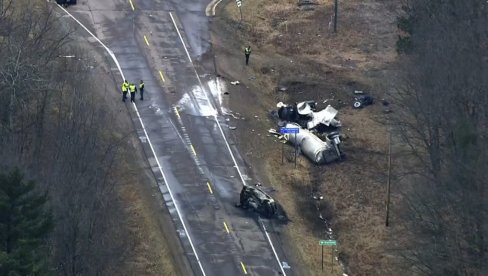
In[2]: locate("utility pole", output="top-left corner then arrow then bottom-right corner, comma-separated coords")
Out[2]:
333,0 -> 338,33
385,131 -> 392,227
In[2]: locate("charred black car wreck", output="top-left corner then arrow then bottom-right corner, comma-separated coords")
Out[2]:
56,0 -> 77,5
237,185 -> 277,218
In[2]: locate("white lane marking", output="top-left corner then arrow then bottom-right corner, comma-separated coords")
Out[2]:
261,220 -> 287,275
205,0 -> 223,17
169,11 -> 287,276
169,12 -> 193,63
55,4 -> 207,276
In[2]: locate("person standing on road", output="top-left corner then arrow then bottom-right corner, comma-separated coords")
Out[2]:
129,82 -> 137,103
244,45 -> 251,66
121,80 -> 129,102
139,80 -> 145,100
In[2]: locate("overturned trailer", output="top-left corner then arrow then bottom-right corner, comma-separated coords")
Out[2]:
284,123 -> 342,164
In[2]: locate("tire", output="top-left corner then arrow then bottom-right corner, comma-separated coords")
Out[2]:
353,101 -> 361,108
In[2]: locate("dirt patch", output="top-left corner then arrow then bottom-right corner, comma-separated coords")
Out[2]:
211,0 -> 402,274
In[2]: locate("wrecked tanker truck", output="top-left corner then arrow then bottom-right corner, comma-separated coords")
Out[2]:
284,123 -> 342,164
275,101 -> 343,164
237,185 -> 277,218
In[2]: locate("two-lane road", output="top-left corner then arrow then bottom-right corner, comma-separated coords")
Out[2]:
57,0 -> 294,275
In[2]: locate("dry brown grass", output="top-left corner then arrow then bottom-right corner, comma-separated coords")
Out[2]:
215,0 -> 403,275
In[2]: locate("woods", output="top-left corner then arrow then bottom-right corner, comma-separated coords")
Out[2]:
393,0 -> 488,274
0,1 -> 135,274
0,169 -> 53,275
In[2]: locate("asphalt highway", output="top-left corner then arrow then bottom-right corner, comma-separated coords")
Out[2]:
57,0 -> 294,275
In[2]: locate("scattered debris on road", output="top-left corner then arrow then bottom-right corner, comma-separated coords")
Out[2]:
230,80 -> 240,85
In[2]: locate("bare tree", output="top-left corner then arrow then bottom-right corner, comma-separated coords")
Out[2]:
392,1 -> 488,274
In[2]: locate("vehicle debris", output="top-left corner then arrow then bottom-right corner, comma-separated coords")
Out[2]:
353,95 -> 374,108
237,185 -> 277,218
230,81 -> 240,85
284,123 -> 342,164
277,101 -> 341,129
56,0 -> 77,5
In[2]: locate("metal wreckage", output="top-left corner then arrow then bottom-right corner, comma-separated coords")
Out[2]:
237,185 -> 277,218
237,102 -> 345,218
274,101 -> 344,164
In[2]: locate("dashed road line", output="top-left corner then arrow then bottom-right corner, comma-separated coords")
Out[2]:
174,106 -> 180,119
190,144 -> 197,156
159,70 -> 166,82
223,221 -> 230,233
207,182 -> 213,194
240,262 -> 248,275
143,35 -> 150,46
129,0 -> 135,11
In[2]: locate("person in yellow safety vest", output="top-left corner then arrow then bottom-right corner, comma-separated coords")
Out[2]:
129,83 -> 137,103
139,80 -> 145,101
121,80 -> 129,102
244,45 -> 251,65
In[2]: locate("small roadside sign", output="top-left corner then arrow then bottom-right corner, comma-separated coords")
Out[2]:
320,240 -> 337,246
280,127 -> 300,134
319,239 -> 337,272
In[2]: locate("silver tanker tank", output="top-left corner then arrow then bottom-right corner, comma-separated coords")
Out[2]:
284,123 -> 341,164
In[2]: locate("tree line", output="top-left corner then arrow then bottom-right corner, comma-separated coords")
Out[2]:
1,0 -> 135,274
393,0 -> 487,275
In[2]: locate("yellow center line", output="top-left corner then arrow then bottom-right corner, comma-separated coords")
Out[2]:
240,262 -> 248,275
223,221 -> 230,233
174,107 -> 180,119
190,144 -> 196,156
159,70 -> 166,82
207,182 -> 213,194
143,35 -> 150,46
129,0 -> 135,11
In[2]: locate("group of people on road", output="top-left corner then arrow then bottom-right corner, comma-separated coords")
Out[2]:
121,80 -> 144,102
121,45 -> 252,103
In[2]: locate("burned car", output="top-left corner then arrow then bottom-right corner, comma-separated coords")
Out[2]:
56,0 -> 77,5
238,185 -> 277,218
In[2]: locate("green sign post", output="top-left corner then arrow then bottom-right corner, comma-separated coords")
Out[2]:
319,240 -> 337,271
320,240 -> 337,246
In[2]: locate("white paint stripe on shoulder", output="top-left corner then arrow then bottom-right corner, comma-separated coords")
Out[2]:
169,11 -> 287,276
55,4 -> 207,276
169,12 -> 193,63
